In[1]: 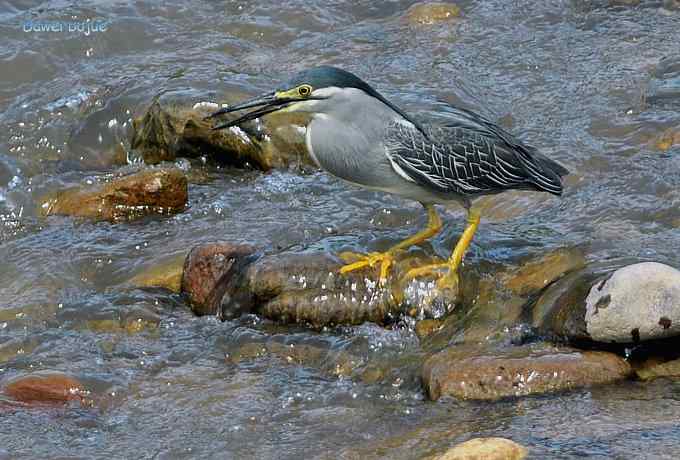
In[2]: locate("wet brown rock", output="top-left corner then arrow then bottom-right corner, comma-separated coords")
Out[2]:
182,241 -> 421,325
128,253 -> 187,292
406,2 -> 462,25
245,252 -> 399,327
435,437 -> 528,460
422,343 -> 631,400
2,372 -> 89,405
39,168 -> 187,222
503,248 -> 586,297
181,242 -> 258,316
237,250 -> 460,327
130,100 -> 311,169
636,357 -> 680,381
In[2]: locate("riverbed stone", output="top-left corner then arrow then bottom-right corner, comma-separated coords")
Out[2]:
181,242 -> 259,316
242,252 -> 400,326
650,126 -> 680,151
183,240 -> 588,330
2,372 -> 88,405
405,2 -> 462,25
502,247 -> 586,297
636,357 -> 680,381
422,343 -> 631,400
435,437 -> 528,460
39,168 -> 187,222
584,262 -> 680,343
128,253 -> 187,292
418,248 -> 585,351
130,100 -> 311,169
531,268 -> 596,341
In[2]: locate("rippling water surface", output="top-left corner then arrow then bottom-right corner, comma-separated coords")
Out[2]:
1,1 -> 680,458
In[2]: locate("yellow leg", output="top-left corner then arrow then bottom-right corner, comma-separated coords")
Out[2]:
339,204 -> 443,284
404,209 -> 481,290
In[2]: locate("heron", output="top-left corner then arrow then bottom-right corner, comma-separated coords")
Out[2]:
208,66 -> 568,290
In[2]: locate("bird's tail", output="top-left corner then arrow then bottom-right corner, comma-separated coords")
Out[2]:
518,146 -> 569,196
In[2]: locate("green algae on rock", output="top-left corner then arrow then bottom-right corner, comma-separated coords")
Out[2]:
128,253 -> 187,293
502,247 -> 586,297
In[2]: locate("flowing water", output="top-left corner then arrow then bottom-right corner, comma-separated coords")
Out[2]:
1,0 -> 680,458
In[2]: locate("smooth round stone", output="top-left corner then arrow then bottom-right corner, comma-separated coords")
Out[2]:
585,262 -> 680,343
435,437 -> 528,460
405,2 -> 461,25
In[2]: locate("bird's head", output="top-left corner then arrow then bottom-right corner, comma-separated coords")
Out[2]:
208,65 -> 420,131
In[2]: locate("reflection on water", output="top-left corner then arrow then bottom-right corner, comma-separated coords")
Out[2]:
1,0 -> 679,458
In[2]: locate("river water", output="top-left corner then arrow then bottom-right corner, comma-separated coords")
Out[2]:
1,1 -> 680,458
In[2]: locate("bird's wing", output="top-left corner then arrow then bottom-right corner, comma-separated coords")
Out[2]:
384,118 -> 566,196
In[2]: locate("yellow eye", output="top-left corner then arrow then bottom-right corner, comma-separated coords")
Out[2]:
298,85 -> 312,97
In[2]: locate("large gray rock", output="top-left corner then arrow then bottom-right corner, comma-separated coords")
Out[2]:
585,262 -> 680,343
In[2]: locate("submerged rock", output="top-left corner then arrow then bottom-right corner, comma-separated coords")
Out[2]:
636,357 -> 680,381
420,248 -> 585,349
422,343 -> 631,400
130,100 -> 310,169
128,253 -> 187,292
39,168 -> 187,222
86,306 -> 161,335
223,334 -> 362,379
584,262 -> 680,343
502,248 -> 586,297
405,2 -> 462,25
650,126 -> 680,152
648,55 -> 680,107
435,437 -> 527,460
2,372 -> 90,406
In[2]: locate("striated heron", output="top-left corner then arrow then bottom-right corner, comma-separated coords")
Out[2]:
208,66 -> 568,290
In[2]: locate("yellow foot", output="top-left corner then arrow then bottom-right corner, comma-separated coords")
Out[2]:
403,263 -> 460,291
339,251 -> 396,285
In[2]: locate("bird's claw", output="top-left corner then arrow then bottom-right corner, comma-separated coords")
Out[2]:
403,263 -> 460,292
339,251 -> 396,286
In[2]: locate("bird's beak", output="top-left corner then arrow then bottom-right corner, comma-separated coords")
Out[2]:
207,91 -> 293,130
